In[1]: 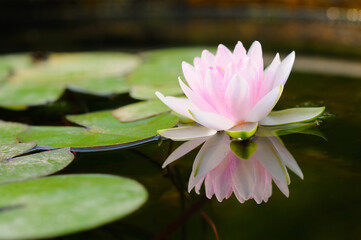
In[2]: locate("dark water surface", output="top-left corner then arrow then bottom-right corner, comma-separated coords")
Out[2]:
1,72 -> 360,240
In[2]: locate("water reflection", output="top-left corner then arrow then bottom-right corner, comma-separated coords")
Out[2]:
163,122 -> 323,204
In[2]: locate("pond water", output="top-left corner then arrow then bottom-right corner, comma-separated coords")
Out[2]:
1,71 -> 357,239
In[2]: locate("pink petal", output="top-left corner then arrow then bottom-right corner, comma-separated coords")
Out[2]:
253,137 -> 290,185
259,53 -> 281,98
162,136 -> 208,168
247,41 -> 264,80
231,156 -> 256,200
189,108 -> 236,131
205,174 -> 215,199
178,77 -> 215,112
273,177 -> 289,197
194,176 -> 205,194
203,69 -> 228,116
269,137 -> 303,179
201,49 -> 215,66
188,133 -> 231,191
223,62 -> 237,86
215,44 -> 234,70
273,51 -> 295,87
156,91 -> 195,120
225,74 -> 250,121
212,154 -> 233,202
245,85 -> 284,122
233,41 -> 247,64
182,61 -> 201,92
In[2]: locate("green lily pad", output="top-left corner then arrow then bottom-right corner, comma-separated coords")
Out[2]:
0,54 -> 32,83
0,141 -> 37,161
127,47 -> 211,100
19,111 -> 178,148
130,84 -> 184,100
0,145 -> 74,185
0,52 -> 140,108
0,121 -> 28,145
0,174 -> 147,239
112,100 -> 170,122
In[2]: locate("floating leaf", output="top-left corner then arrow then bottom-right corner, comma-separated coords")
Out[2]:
0,52 -> 140,108
19,111 -> 178,149
0,121 -> 28,145
130,84 -> 183,100
127,48 -> 211,100
0,174 -> 147,239
0,146 -> 74,185
0,54 -> 32,83
0,142 -> 36,161
67,76 -> 130,96
113,100 -> 170,122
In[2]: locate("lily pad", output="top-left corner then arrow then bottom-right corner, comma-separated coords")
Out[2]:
0,141 -> 37,161
0,121 -> 28,145
0,54 -> 32,83
129,84 -> 184,100
0,145 -> 74,185
127,47 -> 211,100
0,52 -> 140,108
19,111 -> 178,149
112,100 -> 170,122
0,174 -> 147,239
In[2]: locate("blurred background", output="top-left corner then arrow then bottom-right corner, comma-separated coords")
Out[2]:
1,0 -> 361,58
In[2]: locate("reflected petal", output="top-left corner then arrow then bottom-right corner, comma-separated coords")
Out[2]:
158,125 -> 217,141
162,137 -> 208,168
188,133 -> 231,191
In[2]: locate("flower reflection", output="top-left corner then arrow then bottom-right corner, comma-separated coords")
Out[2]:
162,123 -> 322,204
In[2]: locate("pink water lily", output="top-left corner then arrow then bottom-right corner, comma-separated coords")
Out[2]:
163,132 -> 303,203
156,41 -> 325,140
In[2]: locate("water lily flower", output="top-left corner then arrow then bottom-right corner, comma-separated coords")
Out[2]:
163,132 -> 303,203
156,41 -> 325,140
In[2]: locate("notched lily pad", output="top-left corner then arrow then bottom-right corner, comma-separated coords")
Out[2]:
0,142 -> 74,185
0,174 -> 147,239
19,111 -> 178,149
0,52 -> 140,108
0,141 -> 37,161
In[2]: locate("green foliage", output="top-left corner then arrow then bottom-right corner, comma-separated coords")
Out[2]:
0,174 -> 147,239
19,111 -> 178,148
113,100 -> 170,122
0,52 -> 140,108
0,144 -> 74,185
